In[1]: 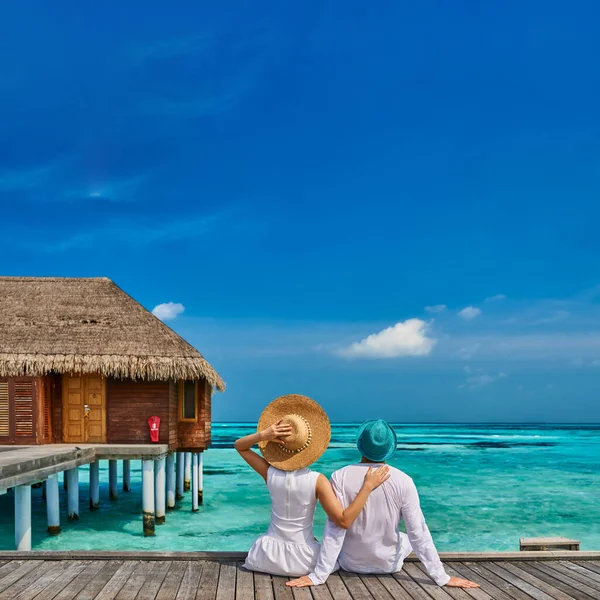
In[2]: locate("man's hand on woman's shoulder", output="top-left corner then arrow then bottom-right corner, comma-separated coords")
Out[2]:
286,576 -> 314,587
445,576 -> 480,588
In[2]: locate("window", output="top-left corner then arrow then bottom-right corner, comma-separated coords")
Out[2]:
180,380 -> 197,422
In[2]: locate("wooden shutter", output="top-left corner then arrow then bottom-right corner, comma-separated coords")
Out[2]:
0,381 -> 9,437
14,380 -> 35,438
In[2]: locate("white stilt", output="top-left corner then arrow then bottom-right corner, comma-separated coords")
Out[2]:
192,453 -> 199,512
42,480 -> 46,502
109,460 -> 118,499
90,461 -> 100,510
46,474 -> 60,535
123,460 -> 131,492
176,452 -> 184,500
15,485 -> 32,551
166,453 -> 175,510
142,459 -> 155,536
184,452 -> 191,491
66,468 -> 79,521
198,452 -> 204,505
155,456 -> 166,524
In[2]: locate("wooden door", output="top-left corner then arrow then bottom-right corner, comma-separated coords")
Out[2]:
62,375 -> 106,443
0,378 -> 37,444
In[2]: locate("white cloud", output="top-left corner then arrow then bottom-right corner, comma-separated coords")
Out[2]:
152,302 -> 185,321
484,294 -> 507,302
425,304 -> 447,314
337,319 -> 436,359
458,306 -> 482,320
459,372 -> 506,390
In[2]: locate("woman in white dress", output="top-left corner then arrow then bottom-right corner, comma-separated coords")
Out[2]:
235,394 -> 389,577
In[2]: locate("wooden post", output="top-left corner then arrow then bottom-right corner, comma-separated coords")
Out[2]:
192,453 -> 199,512
198,452 -> 204,505
142,459 -> 155,537
166,453 -> 175,510
123,460 -> 131,492
109,460 -> 118,499
89,461 -> 100,510
184,452 -> 191,491
46,474 -> 60,535
155,456 -> 166,524
66,468 -> 79,521
15,485 -> 32,551
176,452 -> 184,500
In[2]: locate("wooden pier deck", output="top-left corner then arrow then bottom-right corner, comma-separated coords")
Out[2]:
0,551 -> 598,600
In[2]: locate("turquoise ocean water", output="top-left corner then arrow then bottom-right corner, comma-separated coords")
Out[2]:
0,423 -> 598,552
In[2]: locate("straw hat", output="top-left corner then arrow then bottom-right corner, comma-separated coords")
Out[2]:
258,394 -> 331,471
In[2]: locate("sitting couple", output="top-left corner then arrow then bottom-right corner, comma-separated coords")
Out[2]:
234,394 -> 479,589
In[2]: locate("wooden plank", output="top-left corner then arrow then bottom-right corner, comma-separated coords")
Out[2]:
114,560 -> 154,600
393,568 -> 440,599
235,563 -> 254,600
482,563 -> 559,600
53,560 -> 111,600
69,561 -> 124,600
499,563 -> 578,600
0,560 -> 24,582
175,561 -> 204,600
512,562 -> 590,600
573,561 -> 600,577
338,571 -> 374,600
271,576 -> 293,600
0,560 -> 57,599
311,577 -> 334,600
215,562 -> 236,600
253,572 -> 274,600
325,573 -> 352,600
523,561 -> 598,600
0,560 -> 43,594
289,582 -> 312,600
375,575 -> 415,600
357,575 -> 393,600
461,562 -> 533,600
449,563 -> 515,600
12,560 -> 84,600
551,561 -> 600,589
195,560 -> 221,600
402,563 -> 456,599
94,560 -> 139,600
155,561 -> 188,600
30,560 -> 90,600
135,561 -> 172,600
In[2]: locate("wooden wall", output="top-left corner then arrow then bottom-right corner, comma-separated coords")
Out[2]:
106,378 -> 175,445
177,379 -> 212,451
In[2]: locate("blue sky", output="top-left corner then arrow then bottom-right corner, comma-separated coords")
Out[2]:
1,1 -> 600,422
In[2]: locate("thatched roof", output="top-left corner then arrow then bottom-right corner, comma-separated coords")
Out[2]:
0,277 -> 225,391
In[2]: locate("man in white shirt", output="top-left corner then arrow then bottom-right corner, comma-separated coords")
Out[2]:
286,420 -> 479,589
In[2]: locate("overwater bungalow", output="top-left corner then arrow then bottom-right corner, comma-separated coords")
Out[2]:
0,276 -> 224,449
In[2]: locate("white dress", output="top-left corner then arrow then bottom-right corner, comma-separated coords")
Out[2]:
244,466 -> 322,577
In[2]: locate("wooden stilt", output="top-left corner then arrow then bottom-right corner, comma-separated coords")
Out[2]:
155,456 -> 166,524
66,468 -> 79,521
89,461 -> 100,510
123,460 -> 131,492
166,453 -> 175,510
142,459 -> 155,537
176,452 -> 184,500
46,474 -> 60,535
15,485 -> 32,551
192,453 -> 199,512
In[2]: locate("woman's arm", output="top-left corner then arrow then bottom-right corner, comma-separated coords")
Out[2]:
316,466 -> 390,529
234,420 -> 293,481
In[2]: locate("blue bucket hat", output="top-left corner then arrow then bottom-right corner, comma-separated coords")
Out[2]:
356,419 -> 397,462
